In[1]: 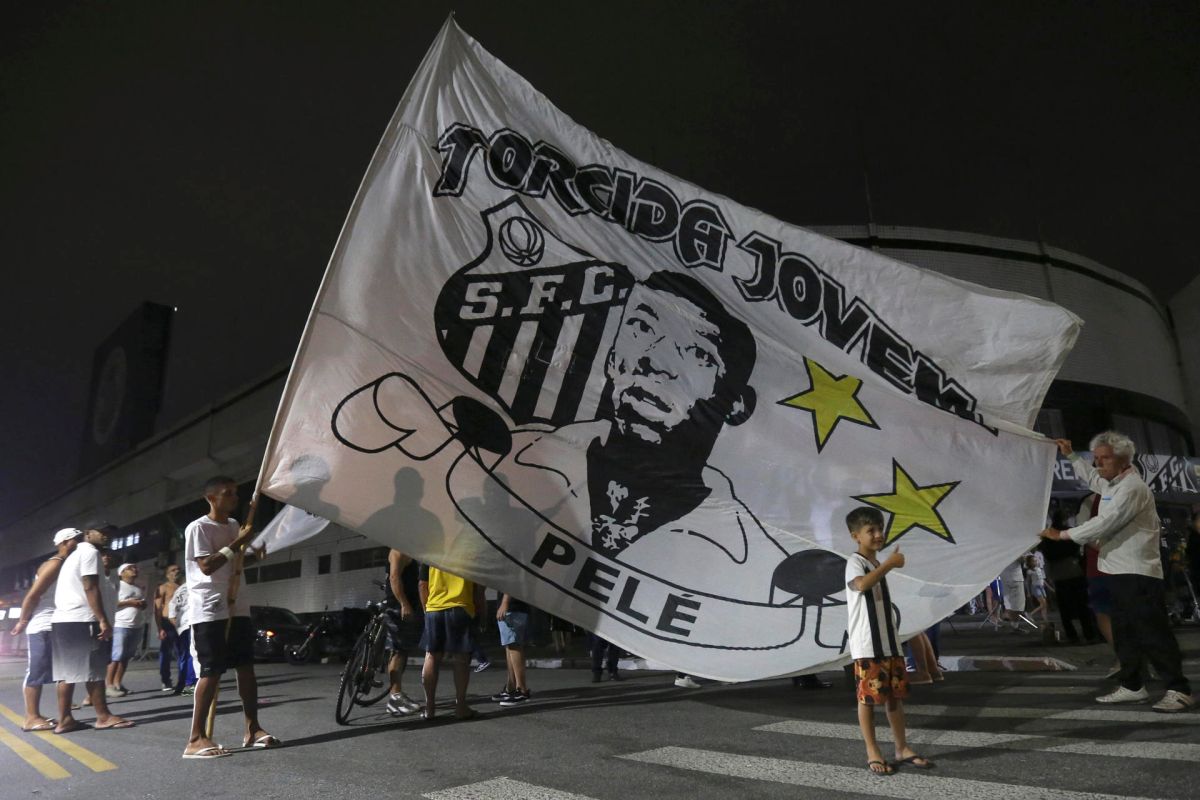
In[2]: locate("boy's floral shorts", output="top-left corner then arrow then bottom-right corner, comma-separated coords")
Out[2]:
853,656 -> 909,705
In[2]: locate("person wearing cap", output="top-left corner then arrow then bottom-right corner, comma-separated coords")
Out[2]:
50,522 -> 133,733
106,562 -> 147,696
8,528 -> 80,731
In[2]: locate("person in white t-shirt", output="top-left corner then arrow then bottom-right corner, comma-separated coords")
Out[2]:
182,476 -> 279,760
167,582 -> 197,693
106,563 -> 147,695
998,557 -> 1027,629
9,528 -> 80,731
844,506 -> 933,775
49,522 -> 133,734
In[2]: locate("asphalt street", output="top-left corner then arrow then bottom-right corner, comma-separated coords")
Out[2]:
2,644 -> 1199,800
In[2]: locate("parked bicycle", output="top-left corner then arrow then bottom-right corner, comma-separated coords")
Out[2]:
335,585 -> 394,724
286,608 -> 346,665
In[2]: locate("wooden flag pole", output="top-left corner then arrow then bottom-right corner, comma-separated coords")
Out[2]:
205,493 -> 260,740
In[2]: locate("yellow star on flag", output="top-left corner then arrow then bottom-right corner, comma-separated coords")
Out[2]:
853,460 -> 959,545
778,357 -> 878,452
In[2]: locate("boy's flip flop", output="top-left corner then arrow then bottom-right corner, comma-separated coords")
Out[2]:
898,754 -> 935,769
182,746 -> 230,760
867,760 -> 895,775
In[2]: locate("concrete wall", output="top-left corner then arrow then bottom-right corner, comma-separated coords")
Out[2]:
1,374 -> 285,566
811,224 -> 1185,411
1169,274 -> 1200,444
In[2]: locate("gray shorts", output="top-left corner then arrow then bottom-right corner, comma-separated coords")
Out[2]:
51,621 -> 109,684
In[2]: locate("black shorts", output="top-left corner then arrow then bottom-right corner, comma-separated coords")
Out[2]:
192,618 -> 255,677
383,608 -> 424,652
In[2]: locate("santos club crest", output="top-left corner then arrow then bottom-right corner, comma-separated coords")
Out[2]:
434,198 -> 635,427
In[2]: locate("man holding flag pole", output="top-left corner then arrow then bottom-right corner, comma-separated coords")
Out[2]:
182,476 -> 280,759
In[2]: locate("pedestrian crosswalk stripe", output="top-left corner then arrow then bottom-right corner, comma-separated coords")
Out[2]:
619,746 -> 1159,800
0,724 -> 69,780
756,720 -> 1200,762
926,685 -> 1094,695
0,703 -> 117,772
992,685 -> 1093,694
423,776 -> 600,800
904,703 -> 1200,724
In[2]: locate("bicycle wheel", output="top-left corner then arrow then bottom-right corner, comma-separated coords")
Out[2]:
334,629 -> 370,725
354,619 -> 392,706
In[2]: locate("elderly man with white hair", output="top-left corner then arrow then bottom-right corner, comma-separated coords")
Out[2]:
1040,432 -> 1193,713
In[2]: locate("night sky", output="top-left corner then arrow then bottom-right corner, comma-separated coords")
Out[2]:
2,1 -> 1197,521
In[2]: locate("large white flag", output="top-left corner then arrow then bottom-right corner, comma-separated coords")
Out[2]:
259,19 -> 1081,681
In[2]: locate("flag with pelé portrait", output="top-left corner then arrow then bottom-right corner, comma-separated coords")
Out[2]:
255,18 -> 1081,681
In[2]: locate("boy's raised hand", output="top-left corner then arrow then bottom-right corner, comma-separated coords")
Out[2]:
884,546 -> 905,570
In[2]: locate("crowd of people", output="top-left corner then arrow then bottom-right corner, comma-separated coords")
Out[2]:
5,429 -> 1195,773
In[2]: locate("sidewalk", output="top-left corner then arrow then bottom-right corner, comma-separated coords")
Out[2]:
4,614 -> 1197,681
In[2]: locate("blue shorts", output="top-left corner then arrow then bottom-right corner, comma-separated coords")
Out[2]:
383,607 -> 424,652
111,626 -> 141,662
420,607 -> 475,654
24,631 -> 53,686
1088,575 -> 1113,615
498,611 -> 529,647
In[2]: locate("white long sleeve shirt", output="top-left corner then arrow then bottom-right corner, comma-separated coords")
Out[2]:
1062,454 -> 1162,579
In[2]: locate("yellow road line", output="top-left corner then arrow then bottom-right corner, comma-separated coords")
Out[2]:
0,703 -> 117,773
0,725 -> 69,780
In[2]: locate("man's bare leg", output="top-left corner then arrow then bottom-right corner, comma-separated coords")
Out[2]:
451,653 -> 473,718
22,685 -> 52,729
235,664 -> 275,745
388,651 -> 405,695
54,682 -> 86,734
106,661 -> 118,689
113,660 -> 129,689
184,673 -> 227,755
89,680 -> 130,728
421,652 -> 441,718
507,645 -> 527,693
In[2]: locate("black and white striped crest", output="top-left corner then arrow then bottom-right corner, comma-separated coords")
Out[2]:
435,198 -> 635,426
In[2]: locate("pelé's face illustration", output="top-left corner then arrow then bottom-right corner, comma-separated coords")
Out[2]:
606,285 -> 727,444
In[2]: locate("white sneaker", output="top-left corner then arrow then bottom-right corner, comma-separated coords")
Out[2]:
386,693 -> 413,716
1096,686 -> 1149,704
162,684 -> 174,692
674,675 -> 701,689
1152,690 -> 1196,713
399,692 -> 422,712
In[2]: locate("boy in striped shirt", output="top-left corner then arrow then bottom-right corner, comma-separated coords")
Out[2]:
845,506 -> 934,775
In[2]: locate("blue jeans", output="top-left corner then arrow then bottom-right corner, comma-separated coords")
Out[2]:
177,628 -> 196,688
159,620 -> 178,685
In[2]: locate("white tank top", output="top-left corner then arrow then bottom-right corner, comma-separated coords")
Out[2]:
27,557 -> 63,634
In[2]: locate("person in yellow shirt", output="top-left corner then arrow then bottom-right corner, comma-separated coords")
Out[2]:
418,564 -> 485,720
